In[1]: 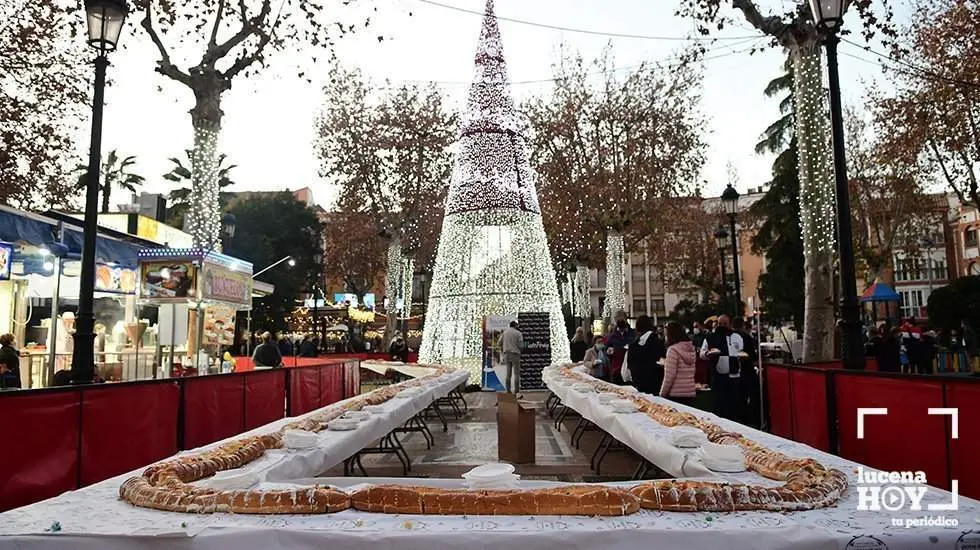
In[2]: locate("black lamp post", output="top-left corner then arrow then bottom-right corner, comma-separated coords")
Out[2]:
71,0 -> 129,385
721,184 -> 742,318
313,240 -> 324,353
810,0 -> 865,370
714,227 -> 730,311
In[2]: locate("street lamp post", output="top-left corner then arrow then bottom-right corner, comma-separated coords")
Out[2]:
246,255 -> 296,357
714,227 -> 730,311
810,0 -> 866,370
313,240 -> 323,353
71,0 -> 129,385
721,184 -> 743,318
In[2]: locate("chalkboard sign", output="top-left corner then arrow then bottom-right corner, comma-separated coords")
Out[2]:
517,312 -> 551,390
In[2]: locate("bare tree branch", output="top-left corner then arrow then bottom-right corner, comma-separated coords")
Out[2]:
141,4 -> 192,86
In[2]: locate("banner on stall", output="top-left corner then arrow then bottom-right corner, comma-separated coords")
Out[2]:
517,312 -> 551,391
95,264 -> 137,294
0,243 -> 12,281
201,264 -> 251,307
139,261 -> 196,301
481,315 -> 516,392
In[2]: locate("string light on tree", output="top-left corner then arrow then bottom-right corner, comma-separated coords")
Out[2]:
188,126 -> 222,250
418,0 -> 570,381
793,46 -> 837,258
602,229 -> 626,321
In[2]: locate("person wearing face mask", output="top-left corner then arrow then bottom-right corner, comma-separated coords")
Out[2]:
605,314 -> 636,385
583,335 -> 609,380
700,314 -> 744,421
626,315 -> 667,395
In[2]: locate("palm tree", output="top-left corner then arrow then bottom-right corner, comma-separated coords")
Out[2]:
75,150 -> 145,213
163,150 -> 237,228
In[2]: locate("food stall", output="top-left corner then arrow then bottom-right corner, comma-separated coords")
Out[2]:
137,248 -> 252,376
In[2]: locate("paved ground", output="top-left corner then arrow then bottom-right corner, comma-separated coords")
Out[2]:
323,390 -> 667,482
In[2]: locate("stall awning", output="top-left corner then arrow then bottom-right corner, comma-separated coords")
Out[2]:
0,208 -> 57,246
0,206 -> 150,268
861,279 -> 901,303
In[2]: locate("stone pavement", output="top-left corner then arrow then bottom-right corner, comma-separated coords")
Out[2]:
322,390 -> 665,482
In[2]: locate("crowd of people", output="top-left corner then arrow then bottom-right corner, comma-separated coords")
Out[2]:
866,318 -> 978,373
571,312 -> 762,427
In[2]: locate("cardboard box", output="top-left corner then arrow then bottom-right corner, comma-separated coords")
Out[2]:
497,392 -> 536,464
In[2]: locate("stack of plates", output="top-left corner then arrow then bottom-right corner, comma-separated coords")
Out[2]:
362,404 -> 387,414
283,429 -> 319,449
668,426 -> 708,448
609,399 -> 638,414
572,383 -> 594,393
462,463 -> 521,490
342,411 -> 371,422
327,419 -> 360,431
205,469 -> 259,490
697,442 -> 746,472
597,392 -> 620,404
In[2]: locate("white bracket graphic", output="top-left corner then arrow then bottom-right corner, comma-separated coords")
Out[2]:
857,408 -> 888,439
928,408 -> 959,439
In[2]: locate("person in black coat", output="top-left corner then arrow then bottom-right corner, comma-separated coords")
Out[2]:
732,317 -> 760,427
875,327 -> 902,373
627,315 -> 667,395
569,327 -> 589,362
0,334 -> 21,389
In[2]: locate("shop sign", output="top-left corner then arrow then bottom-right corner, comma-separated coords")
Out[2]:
95,263 -> 137,294
202,264 -> 251,306
139,261 -> 197,301
0,243 -> 12,281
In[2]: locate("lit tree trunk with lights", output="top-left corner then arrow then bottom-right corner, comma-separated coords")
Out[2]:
677,0 -> 897,361
602,229 -> 627,325
791,44 -> 836,361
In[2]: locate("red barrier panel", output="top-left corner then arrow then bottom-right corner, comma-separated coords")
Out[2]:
244,370 -> 287,431
182,375 -> 246,449
944,380 -> 980,500
79,382 -> 180,487
320,363 -> 344,406
836,374 -> 949,489
765,366 -> 794,440
0,390 -> 81,512
788,369 -> 830,452
288,367 -> 320,416
805,361 -> 844,370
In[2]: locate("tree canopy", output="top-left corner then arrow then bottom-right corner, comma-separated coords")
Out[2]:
315,64 -> 456,270
526,46 -> 707,269
1,1 -> 88,208
223,192 -> 322,333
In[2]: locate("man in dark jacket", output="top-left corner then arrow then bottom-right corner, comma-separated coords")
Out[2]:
700,315 -> 744,421
254,332 -> 284,367
732,317 -> 759,427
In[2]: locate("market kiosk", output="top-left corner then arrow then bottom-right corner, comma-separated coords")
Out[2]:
136,248 -> 252,376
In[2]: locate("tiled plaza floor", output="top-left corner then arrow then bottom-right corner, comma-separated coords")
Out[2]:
322,390 -> 665,482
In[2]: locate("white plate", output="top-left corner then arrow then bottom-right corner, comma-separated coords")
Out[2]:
597,392 -> 619,404
328,421 -> 359,431
462,463 -> 516,480
700,442 -> 744,462
362,405 -> 387,413
343,411 -> 371,421
572,383 -> 593,393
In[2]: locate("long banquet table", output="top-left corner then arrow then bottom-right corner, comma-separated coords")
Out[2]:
0,365 -> 977,550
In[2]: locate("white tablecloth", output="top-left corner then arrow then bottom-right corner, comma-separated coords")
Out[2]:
1,368 -> 978,550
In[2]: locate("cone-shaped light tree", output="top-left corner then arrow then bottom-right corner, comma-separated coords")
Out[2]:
418,0 -> 570,380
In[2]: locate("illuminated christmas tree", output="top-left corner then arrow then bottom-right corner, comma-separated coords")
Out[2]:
418,0 -> 570,381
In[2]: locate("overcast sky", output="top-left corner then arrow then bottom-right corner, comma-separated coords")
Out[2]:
88,0 -> 903,209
